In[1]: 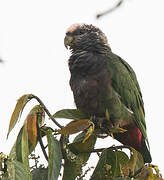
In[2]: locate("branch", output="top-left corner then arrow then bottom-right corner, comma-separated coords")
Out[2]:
86,145 -> 130,153
37,121 -> 48,161
32,94 -> 63,129
96,0 -> 124,19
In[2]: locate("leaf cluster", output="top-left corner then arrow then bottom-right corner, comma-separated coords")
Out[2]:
0,94 -> 163,180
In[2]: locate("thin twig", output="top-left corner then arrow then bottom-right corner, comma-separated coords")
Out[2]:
32,94 -> 63,129
0,58 -> 4,63
77,166 -> 94,180
90,145 -> 130,153
96,0 -> 123,19
37,120 -> 48,162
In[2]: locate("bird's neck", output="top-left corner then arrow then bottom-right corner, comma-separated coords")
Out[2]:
71,42 -> 111,55
68,50 -> 107,77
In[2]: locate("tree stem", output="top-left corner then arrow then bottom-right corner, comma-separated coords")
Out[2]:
32,94 -> 63,129
91,145 -> 130,153
37,121 -> 48,161
96,0 -> 123,19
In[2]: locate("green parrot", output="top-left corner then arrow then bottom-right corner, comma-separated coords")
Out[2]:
64,23 -> 152,163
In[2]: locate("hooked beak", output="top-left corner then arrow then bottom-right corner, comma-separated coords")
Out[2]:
64,35 -> 73,49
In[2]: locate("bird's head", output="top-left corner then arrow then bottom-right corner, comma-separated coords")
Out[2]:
64,23 -> 110,52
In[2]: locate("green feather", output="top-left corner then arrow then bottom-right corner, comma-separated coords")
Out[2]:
106,52 -> 149,149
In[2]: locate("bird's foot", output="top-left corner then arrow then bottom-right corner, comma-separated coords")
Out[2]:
90,115 -> 113,135
109,126 -> 127,134
90,115 -> 127,138
109,126 -> 127,139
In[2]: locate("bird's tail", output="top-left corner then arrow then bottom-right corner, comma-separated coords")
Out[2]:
140,137 -> 152,163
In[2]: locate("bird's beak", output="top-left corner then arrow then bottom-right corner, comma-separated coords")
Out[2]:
64,35 -> 73,49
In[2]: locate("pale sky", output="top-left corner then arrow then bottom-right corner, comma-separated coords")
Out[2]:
0,0 -> 164,177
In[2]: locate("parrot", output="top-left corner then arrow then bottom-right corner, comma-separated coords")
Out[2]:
64,23 -> 152,163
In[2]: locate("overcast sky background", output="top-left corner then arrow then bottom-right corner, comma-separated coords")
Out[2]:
0,0 -> 164,177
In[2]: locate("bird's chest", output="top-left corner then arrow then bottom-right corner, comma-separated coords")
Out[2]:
70,69 -> 110,116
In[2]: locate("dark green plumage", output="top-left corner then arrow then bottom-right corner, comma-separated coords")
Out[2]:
107,52 -> 147,142
64,23 -> 152,163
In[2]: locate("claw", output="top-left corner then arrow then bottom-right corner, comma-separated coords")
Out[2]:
110,133 -> 114,139
109,127 -> 127,139
110,126 -> 127,134
105,109 -> 110,121
90,115 -> 96,122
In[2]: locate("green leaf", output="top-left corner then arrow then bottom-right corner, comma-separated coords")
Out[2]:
115,151 -> 129,176
123,147 -> 144,176
31,167 -> 48,180
62,158 -> 82,180
15,105 -> 45,163
115,151 -> 129,168
63,132 -> 96,180
7,94 -> 33,138
113,178 -> 131,180
15,120 -> 32,179
91,149 -> 118,180
0,153 -> 7,174
9,143 -> 17,160
69,132 -> 96,166
6,159 -> 31,180
136,166 -> 154,180
53,109 -> 89,120
15,126 -> 30,177
46,129 -> 62,180
58,119 -> 90,135
153,174 -> 163,180
15,123 -> 30,170
134,150 -> 144,172
16,127 -> 24,162
21,119 -> 29,169
1,175 -> 9,180
69,131 -> 96,158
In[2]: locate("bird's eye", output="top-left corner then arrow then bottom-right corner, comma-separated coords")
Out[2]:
66,32 -> 71,36
72,29 -> 83,36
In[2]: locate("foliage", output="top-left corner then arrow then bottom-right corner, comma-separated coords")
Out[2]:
0,94 -> 163,180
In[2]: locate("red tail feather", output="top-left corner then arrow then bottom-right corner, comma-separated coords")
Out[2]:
114,125 -> 142,152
